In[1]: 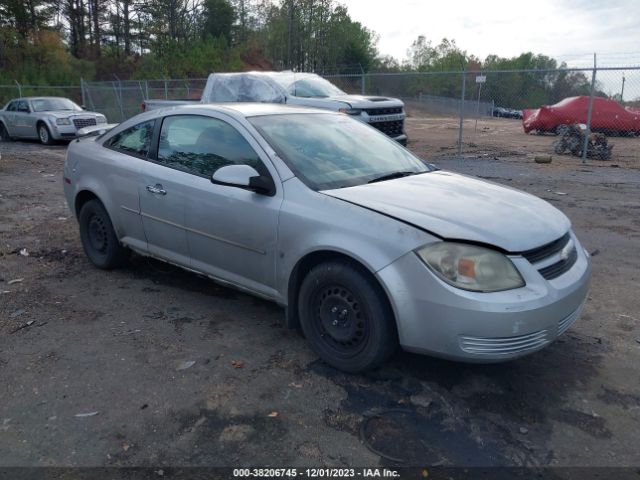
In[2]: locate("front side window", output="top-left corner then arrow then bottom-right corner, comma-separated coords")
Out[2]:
287,77 -> 345,98
157,115 -> 262,178
16,100 -> 30,113
5,101 -> 17,111
107,120 -> 155,158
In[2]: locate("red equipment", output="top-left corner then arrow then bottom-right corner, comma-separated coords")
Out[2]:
522,96 -> 640,135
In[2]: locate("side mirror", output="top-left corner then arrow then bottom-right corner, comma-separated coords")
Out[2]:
211,164 -> 275,196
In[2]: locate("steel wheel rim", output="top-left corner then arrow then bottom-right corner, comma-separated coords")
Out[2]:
87,214 -> 108,253
39,126 -> 48,143
310,284 -> 369,357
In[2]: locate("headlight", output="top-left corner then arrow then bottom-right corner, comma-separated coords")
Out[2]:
338,108 -> 362,115
416,242 -> 525,292
96,115 -> 106,124
56,118 -> 71,125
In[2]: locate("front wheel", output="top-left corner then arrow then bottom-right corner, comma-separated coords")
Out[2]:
38,123 -> 54,145
298,261 -> 398,372
78,199 -> 129,269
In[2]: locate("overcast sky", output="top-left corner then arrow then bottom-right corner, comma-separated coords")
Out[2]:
343,0 -> 640,68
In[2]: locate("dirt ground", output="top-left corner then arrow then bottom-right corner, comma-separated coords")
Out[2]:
405,108 -> 640,169
1,117 -> 640,471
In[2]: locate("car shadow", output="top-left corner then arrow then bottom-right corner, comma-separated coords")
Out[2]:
309,331 -> 606,467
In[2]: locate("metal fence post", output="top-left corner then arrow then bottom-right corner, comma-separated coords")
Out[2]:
474,71 -> 483,133
138,81 -> 146,107
458,68 -> 466,156
15,80 -> 22,97
80,77 -> 86,107
164,80 -> 168,100
582,53 -> 597,163
113,81 -> 124,121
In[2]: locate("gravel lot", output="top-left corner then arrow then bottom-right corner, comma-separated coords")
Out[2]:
1,118 -> 639,469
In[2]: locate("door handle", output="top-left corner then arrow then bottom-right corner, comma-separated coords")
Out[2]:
146,184 -> 167,195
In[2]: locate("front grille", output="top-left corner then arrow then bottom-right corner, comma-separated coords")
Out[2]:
521,233 -> 571,263
365,107 -> 403,116
521,232 -> 578,280
370,119 -> 404,137
73,118 -> 97,129
459,330 -> 549,355
539,247 -> 578,280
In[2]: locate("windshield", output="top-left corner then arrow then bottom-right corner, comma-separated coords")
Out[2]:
32,98 -> 81,112
269,75 -> 345,98
249,113 -> 431,190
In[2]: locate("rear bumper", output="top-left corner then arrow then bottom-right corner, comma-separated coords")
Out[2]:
376,232 -> 591,362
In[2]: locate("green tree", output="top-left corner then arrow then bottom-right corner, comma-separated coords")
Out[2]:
0,0 -> 54,37
202,0 -> 235,44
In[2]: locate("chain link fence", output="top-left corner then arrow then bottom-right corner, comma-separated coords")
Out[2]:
0,84 -> 82,106
1,67 -> 638,165
327,67 -> 640,166
80,78 -> 209,122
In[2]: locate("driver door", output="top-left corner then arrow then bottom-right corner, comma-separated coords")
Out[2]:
153,114 -> 283,297
3,101 -> 19,136
13,100 -> 32,137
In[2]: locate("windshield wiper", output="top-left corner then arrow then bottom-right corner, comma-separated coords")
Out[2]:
367,171 -> 418,184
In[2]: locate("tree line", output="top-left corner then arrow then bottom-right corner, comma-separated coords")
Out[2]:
0,1 -> 627,108
0,0 -> 378,83
370,36 -> 608,109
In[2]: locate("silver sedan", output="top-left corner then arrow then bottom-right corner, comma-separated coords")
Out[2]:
62,104 -> 591,372
0,97 -> 107,145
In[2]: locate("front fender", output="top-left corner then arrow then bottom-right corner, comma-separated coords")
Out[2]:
276,178 -> 436,303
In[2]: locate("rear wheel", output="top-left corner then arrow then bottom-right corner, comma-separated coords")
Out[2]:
38,123 -> 53,145
0,122 -> 11,141
553,141 -> 566,154
78,199 -> 129,269
298,261 -> 397,372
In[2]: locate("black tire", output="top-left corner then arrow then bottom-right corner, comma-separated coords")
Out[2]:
37,122 -> 53,145
78,199 -> 129,269
298,261 -> 397,372
553,141 -> 566,154
0,122 -> 11,141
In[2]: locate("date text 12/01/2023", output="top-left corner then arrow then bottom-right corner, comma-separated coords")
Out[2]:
232,468 -> 402,478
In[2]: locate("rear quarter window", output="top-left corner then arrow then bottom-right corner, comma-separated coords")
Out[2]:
106,120 -> 155,158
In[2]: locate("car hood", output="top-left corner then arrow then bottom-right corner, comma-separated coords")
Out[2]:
325,95 -> 404,109
322,171 -> 570,252
43,110 -> 101,118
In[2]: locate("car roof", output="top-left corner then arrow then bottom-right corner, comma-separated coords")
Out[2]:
212,71 -> 320,81
20,97 -> 71,101
161,102 -> 337,118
